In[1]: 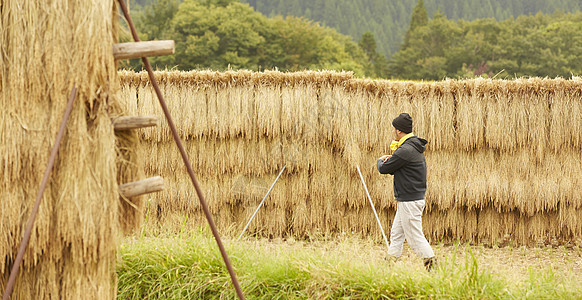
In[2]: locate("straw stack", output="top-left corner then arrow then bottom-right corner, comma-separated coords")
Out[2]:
1,1 -> 142,298
119,70 -> 582,246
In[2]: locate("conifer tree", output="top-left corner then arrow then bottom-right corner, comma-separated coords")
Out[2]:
403,0 -> 428,49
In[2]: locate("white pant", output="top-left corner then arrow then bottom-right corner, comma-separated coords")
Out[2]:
387,199 -> 435,259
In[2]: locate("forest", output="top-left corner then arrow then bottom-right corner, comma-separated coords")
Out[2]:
128,0 -> 582,79
134,0 -> 581,57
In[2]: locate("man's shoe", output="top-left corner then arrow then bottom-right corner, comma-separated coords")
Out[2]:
424,256 -> 436,272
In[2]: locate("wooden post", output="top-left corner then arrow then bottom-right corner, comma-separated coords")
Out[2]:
120,176 -> 164,198
113,40 -> 174,60
112,115 -> 158,130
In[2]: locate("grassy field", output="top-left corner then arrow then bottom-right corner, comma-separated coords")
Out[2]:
117,230 -> 582,299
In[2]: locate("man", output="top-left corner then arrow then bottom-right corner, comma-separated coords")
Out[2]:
377,113 -> 436,271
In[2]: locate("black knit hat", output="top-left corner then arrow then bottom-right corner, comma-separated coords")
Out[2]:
392,113 -> 413,133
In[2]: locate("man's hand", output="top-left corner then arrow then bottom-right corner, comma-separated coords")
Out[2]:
379,155 -> 392,162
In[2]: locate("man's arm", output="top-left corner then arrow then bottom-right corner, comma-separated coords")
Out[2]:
377,154 -> 408,175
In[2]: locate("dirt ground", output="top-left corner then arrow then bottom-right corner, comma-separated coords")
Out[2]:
413,243 -> 581,283
256,236 -> 582,285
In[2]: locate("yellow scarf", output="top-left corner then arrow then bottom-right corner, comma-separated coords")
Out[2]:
390,132 -> 414,151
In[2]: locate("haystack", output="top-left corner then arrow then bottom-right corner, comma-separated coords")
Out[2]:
119,69 -> 582,246
1,0 -> 142,298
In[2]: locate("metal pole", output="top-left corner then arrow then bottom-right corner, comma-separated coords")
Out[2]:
356,165 -> 390,252
238,165 -> 286,240
3,86 -> 77,300
116,1 -> 245,298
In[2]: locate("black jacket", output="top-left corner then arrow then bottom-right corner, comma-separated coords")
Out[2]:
377,136 -> 427,201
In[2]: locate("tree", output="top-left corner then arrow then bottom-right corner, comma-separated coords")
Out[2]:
359,31 -> 377,62
390,10 -> 462,80
169,1 -> 270,70
135,0 -> 180,41
358,31 -> 388,77
130,0 -> 368,74
403,0 -> 428,48
200,0 -> 238,7
129,0 -> 180,69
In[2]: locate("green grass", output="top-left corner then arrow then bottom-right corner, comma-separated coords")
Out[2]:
117,231 -> 582,299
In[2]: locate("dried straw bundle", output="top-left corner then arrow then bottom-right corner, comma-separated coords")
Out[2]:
121,70 -> 581,246
1,1 -> 142,298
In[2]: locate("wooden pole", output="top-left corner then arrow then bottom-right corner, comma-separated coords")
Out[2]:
119,176 -> 164,198
112,115 -> 158,130
113,40 -> 174,60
